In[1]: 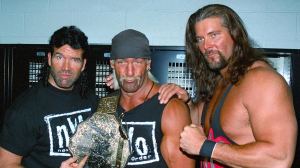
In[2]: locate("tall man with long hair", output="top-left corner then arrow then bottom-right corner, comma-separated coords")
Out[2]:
158,4 -> 297,168
0,26 -> 98,168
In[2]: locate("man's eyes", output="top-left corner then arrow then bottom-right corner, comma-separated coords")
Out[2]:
72,58 -> 82,63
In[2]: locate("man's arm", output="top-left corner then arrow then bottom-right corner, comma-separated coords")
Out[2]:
158,83 -> 204,124
212,68 -> 298,167
180,68 -> 298,168
108,77 -> 203,124
0,147 -> 23,168
160,98 -> 195,168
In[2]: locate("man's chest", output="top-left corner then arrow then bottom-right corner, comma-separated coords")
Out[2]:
36,107 -> 92,156
205,85 -> 251,141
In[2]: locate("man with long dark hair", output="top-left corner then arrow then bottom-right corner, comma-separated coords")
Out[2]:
0,26 -> 98,168
158,4 -> 297,168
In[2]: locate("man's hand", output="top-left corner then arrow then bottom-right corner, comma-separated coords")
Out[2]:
158,83 -> 190,104
180,124 -> 206,155
105,74 -> 114,89
60,156 -> 88,168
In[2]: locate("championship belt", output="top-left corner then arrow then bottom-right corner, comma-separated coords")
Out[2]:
69,93 -> 131,168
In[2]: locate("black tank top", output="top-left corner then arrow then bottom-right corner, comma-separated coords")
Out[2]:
200,84 -> 235,168
210,84 -> 235,144
117,93 -> 168,168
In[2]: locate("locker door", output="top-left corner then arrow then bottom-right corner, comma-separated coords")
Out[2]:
150,46 -> 195,98
89,45 -> 113,98
0,45 -> 47,126
14,45 -> 47,91
291,50 -> 300,168
0,45 -> 16,126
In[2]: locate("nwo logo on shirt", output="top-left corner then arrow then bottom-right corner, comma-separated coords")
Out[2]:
44,108 -> 91,156
122,121 -> 160,165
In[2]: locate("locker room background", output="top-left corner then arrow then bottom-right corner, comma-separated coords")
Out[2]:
1,44 -> 299,166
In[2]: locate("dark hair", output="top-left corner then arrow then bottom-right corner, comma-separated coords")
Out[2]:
39,25 -> 90,98
185,4 -> 267,102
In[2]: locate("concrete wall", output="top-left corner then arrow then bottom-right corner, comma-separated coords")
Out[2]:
0,0 -> 299,49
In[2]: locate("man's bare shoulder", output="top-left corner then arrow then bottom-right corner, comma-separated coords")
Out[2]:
240,61 -> 288,88
165,98 -> 189,116
236,60 -> 292,108
221,60 -> 295,143
161,98 -> 191,132
226,60 -> 291,114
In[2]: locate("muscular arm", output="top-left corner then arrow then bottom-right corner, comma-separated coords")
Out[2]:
158,83 -> 204,124
212,68 -> 298,167
160,98 -> 195,168
0,147 -> 23,168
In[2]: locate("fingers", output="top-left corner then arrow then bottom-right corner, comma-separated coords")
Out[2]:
182,124 -> 198,133
180,127 -> 193,154
190,124 -> 197,128
60,157 -> 78,168
158,83 -> 189,104
78,155 -> 89,167
180,125 -> 204,155
60,156 -> 88,168
105,74 -> 114,89
180,124 -> 204,144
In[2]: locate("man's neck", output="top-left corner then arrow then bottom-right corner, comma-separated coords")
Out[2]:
120,80 -> 155,112
48,77 -> 74,91
220,66 -> 229,79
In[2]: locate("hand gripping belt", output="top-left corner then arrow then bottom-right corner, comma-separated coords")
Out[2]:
69,93 -> 130,168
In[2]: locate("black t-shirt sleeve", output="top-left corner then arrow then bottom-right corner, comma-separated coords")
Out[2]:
0,95 -> 38,156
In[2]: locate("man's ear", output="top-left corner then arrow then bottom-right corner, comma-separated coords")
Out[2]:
147,60 -> 151,70
81,59 -> 87,72
110,60 -> 115,69
47,52 -> 52,66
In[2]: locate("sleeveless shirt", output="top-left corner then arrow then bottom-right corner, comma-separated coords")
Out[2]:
200,85 -> 236,168
117,93 -> 168,168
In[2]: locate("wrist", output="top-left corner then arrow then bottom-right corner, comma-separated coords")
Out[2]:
185,94 -> 192,104
199,139 -> 217,158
